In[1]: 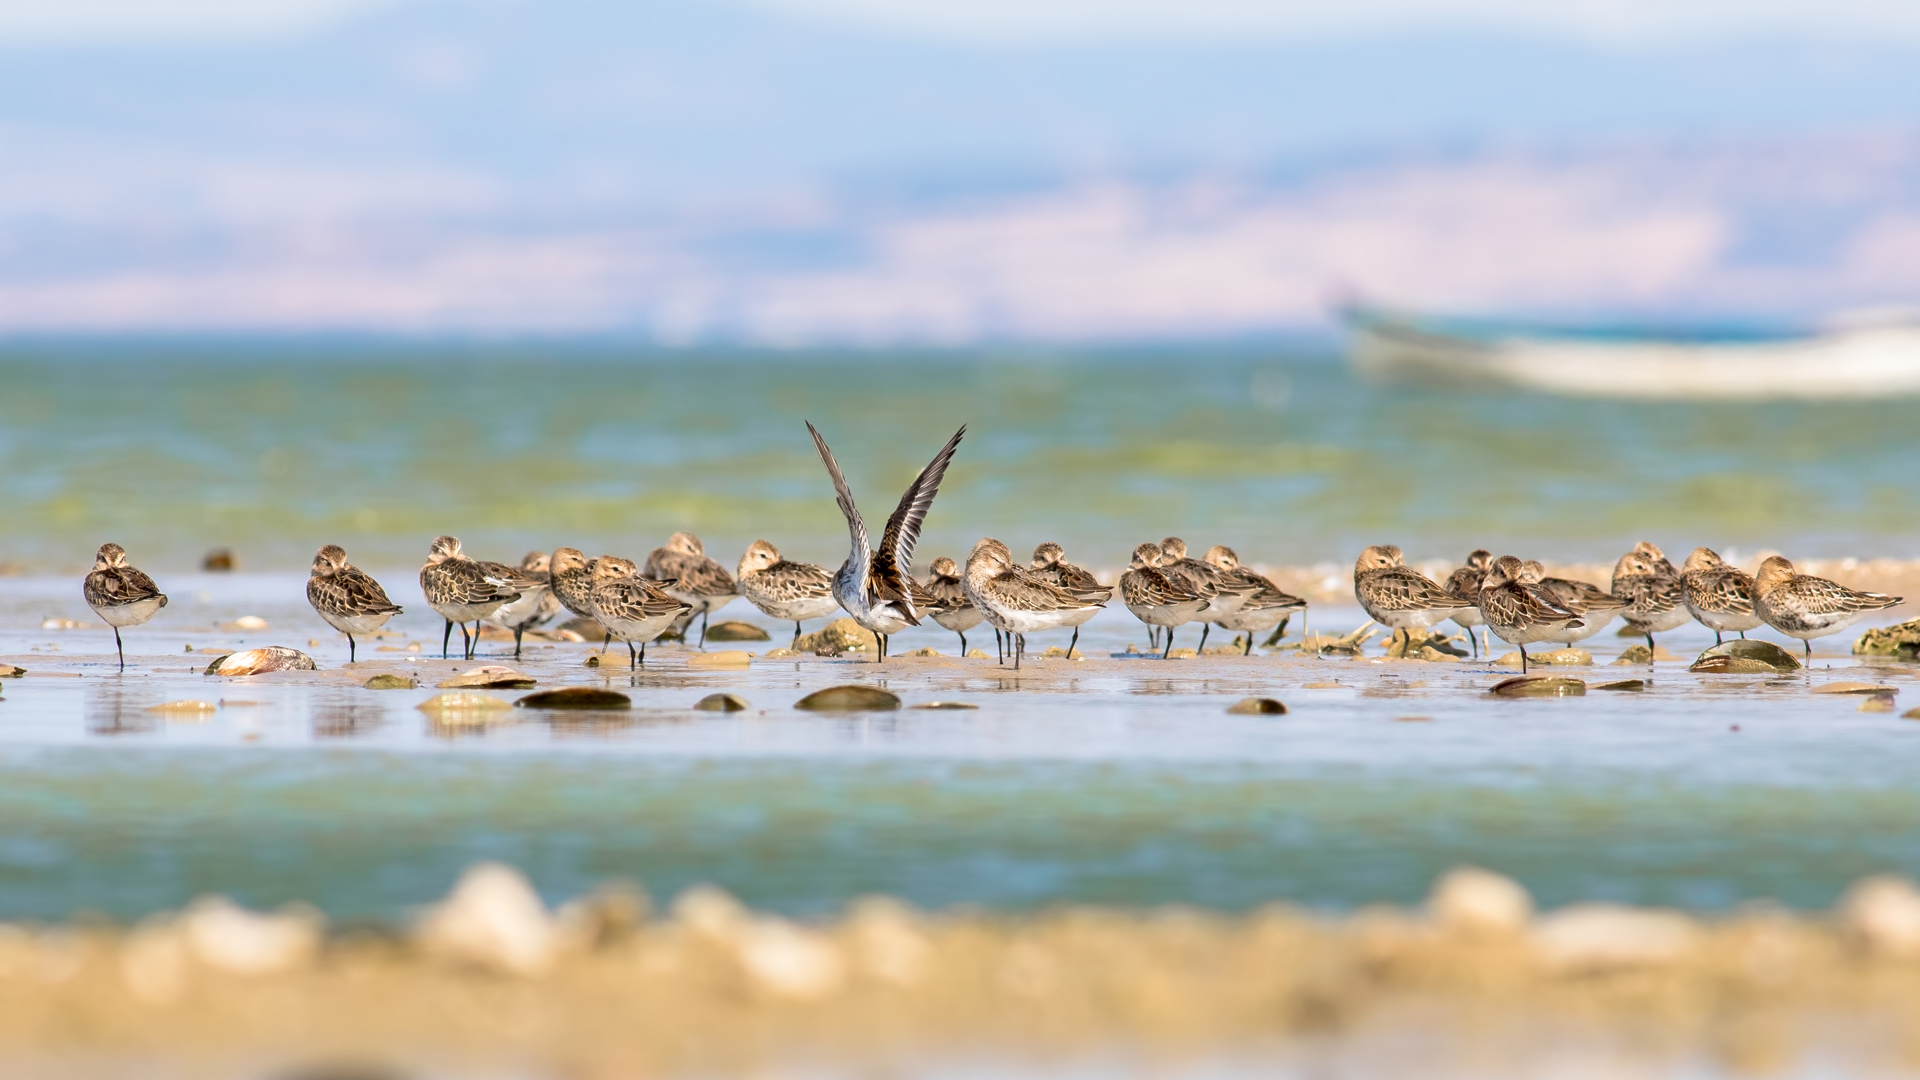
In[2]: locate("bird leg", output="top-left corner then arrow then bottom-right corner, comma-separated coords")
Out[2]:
792,622 -> 802,648
879,633 -> 888,661
640,641 -> 648,664
1715,630 -> 1723,646
1015,633 -> 1024,671
699,609 -> 711,650
1162,626 -> 1175,660
958,631 -> 968,656
513,626 -> 525,660
1804,639 -> 1812,662
1068,626 -> 1079,658
628,641 -> 638,669
114,627 -> 125,672
1644,632 -> 1654,661
1520,643 -> 1529,674
442,619 -> 454,660
995,628 -> 1003,664
1242,632 -> 1253,656
1197,623 -> 1211,653
348,634 -> 357,664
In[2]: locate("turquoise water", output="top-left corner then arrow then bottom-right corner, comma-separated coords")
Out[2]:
1,341 -> 1916,574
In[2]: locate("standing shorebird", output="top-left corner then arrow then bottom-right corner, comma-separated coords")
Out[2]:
83,543 -> 168,672
922,556 -> 985,657
1029,542 -> 1112,657
1442,550 -> 1492,657
486,551 -> 562,660
1611,544 -> 1688,656
1119,543 -> 1208,659
419,535 -> 525,660
1353,545 -> 1476,632
1753,556 -> 1903,662
1477,555 -> 1585,673
1522,563 -> 1625,646
1158,537 -> 1257,653
645,532 -> 739,648
1201,545 -> 1307,655
807,421 -> 966,662
1680,547 -> 1762,645
305,544 -> 402,663
589,556 -> 690,668
964,538 -> 1104,670
736,540 -> 840,648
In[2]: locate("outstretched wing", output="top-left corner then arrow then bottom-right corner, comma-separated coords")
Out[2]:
871,425 -> 966,610
807,421 -> 868,561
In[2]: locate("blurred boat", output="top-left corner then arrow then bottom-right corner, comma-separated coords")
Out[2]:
1344,304 -> 1920,400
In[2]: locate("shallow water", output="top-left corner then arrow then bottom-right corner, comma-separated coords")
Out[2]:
3,572 -> 1918,924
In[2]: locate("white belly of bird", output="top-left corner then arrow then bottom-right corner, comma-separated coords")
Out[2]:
1451,607 -> 1483,629
319,609 -> 397,635
932,606 -> 984,633
992,606 -> 1079,635
1055,605 -> 1101,629
428,599 -> 506,624
1199,594 -> 1248,620
670,590 -> 737,618
94,597 -> 164,628
1685,602 -> 1764,634
1763,606 -> 1867,641
746,591 -> 842,624
1367,605 -> 1446,631
1214,606 -> 1290,633
1489,617 -> 1579,647
602,610 -> 681,644
1549,610 -> 1616,644
490,587 -> 552,629
1127,601 -> 1200,629
1626,607 -> 1691,634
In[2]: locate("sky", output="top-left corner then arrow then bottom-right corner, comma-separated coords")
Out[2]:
1,0 -> 1917,339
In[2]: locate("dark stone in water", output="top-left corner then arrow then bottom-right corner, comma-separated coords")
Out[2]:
1489,676 -> 1586,697
704,622 -> 772,642
794,685 -> 901,711
1690,640 -> 1800,674
1225,697 -> 1289,715
694,692 -> 751,712
515,687 -> 632,710
202,547 -> 236,572
1854,618 -> 1920,658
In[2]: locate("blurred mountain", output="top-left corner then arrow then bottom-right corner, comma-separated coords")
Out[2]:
2,0 -> 1919,338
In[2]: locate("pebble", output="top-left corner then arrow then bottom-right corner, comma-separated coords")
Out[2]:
687,650 -> 752,669
694,692 -> 751,712
794,685 -> 902,712
1532,903 -> 1698,970
1690,639 -> 1800,673
1429,867 -> 1533,933
1860,694 -> 1898,713
1839,875 -> 1920,957
205,647 -> 316,676
178,896 -> 322,975
761,648 -> 800,659
704,621 -> 771,642
220,616 -> 269,632
1225,697 -> 1287,715
1489,676 -> 1586,697
416,862 -> 556,976
1593,679 -> 1646,691
436,665 -> 536,689
363,674 -> 417,690
1814,682 -> 1898,695
911,701 -> 979,710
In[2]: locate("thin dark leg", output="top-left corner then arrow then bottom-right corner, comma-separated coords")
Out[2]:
699,609 -> 710,649
1468,627 -> 1478,659
1520,643 -> 1529,674
1197,623 -> 1211,653
1644,632 -> 1654,661
1149,625 -> 1160,651
513,626 -> 524,660
442,619 -> 454,659
1243,632 -> 1253,656
879,633 -> 888,661
1015,633 -> 1023,671
1739,630 -> 1747,639
628,641 -> 638,669
1804,639 -> 1812,662
995,628 -> 1003,664
467,621 -> 479,660
1715,630 -> 1723,646
1068,626 -> 1079,657
958,631 -> 968,656
793,622 -> 802,648
1162,626 -> 1175,660
114,626 -> 125,672
348,634 -> 357,664
640,640 -> 648,664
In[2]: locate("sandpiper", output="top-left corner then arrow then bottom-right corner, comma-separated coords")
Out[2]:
1679,547 -> 1762,645
922,556 -> 985,657
644,532 -> 739,648
964,538 -> 1104,669
486,551 -> 562,660
1610,545 -> 1688,655
305,544 -> 403,663
1753,556 -> 1903,661
419,535 -> 525,660
1520,561 -> 1625,646
1201,545 -> 1306,655
1477,555 -> 1584,673
1119,543 -> 1208,658
1030,542 -> 1112,657
548,547 -> 608,642
1159,537 -> 1258,652
1353,545 -> 1475,631
1442,550 -> 1491,657
736,539 -> 841,647
83,542 -> 168,671
807,421 -> 966,661
589,556 -> 690,668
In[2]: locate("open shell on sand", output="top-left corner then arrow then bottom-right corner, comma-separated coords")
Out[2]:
203,647 -> 317,676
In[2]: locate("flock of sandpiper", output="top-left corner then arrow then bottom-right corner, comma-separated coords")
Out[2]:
79,424 -> 1904,674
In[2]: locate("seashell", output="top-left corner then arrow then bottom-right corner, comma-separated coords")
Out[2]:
515,687 -> 632,710
1225,697 -> 1288,715
703,621 -> 771,642
363,674 -> 417,690
1490,675 -> 1586,697
687,651 -> 752,669
436,666 -> 536,689
794,685 -> 901,711
1690,640 -> 1800,674
1593,679 -> 1646,691
1813,682 -> 1899,695
694,692 -> 751,712
204,647 -> 316,676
